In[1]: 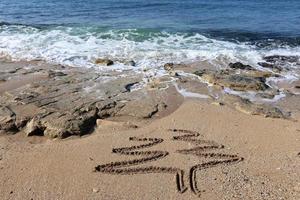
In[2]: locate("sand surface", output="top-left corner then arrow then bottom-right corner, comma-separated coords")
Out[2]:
0,100 -> 299,200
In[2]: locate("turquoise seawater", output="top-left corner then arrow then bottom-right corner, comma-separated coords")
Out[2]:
0,0 -> 299,71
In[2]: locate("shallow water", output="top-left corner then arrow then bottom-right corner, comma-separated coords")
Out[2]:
0,0 -> 299,76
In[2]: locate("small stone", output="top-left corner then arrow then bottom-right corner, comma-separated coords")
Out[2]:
92,188 -> 99,193
95,58 -> 114,66
211,102 -> 224,106
164,63 -> 174,71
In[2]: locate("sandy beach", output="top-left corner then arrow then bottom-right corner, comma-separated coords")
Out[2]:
0,59 -> 299,200
0,99 -> 299,199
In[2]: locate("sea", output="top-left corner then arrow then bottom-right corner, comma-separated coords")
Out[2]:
0,0 -> 300,74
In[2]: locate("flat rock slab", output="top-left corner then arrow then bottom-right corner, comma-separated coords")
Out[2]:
0,61 -> 170,138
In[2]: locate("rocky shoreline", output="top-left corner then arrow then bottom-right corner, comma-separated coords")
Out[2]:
0,55 -> 300,139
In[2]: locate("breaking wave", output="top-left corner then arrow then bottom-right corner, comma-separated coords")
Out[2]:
0,24 -> 300,75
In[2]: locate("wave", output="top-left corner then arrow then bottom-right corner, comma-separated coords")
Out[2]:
0,24 -> 299,75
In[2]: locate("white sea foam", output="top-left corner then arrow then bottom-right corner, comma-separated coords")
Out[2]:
1,25 -> 300,102
2,25 -> 298,73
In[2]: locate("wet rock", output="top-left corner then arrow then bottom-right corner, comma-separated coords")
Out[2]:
258,62 -> 282,72
125,82 -> 139,92
229,62 -> 254,70
0,60 -> 173,138
194,69 -> 269,91
95,58 -> 114,66
234,98 -> 290,119
164,63 -> 174,71
0,106 -> 16,132
225,75 -> 269,91
263,55 -> 299,63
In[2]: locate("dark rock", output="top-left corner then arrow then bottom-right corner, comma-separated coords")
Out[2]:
95,58 -> 114,66
164,63 -> 174,71
229,62 -> 254,70
125,82 -> 139,92
263,55 -> 299,63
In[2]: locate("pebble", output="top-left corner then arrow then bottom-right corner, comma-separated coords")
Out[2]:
92,188 -> 99,193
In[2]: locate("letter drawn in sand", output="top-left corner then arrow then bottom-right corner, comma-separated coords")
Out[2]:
94,129 -> 244,196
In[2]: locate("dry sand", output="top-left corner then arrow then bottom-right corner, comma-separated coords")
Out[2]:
0,99 -> 299,200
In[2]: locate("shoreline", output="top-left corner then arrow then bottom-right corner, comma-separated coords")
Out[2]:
0,58 -> 299,199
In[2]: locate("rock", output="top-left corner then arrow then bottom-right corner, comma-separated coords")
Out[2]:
255,93 -> 275,99
263,55 -> 299,63
95,58 -> 114,66
117,100 -> 162,119
96,100 -> 124,119
42,106 -> 98,138
0,106 -> 16,132
295,85 -> 300,89
147,79 -> 167,90
258,62 -> 282,72
164,63 -> 174,71
125,82 -> 139,92
47,70 -> 67,78
194,69 -> 269,91
225,75 -> 269,91
233,97 -> 289,118
25,118 -> 44,136
0,60 -> 171,138
229,62 -> 254,70
244,70 -> 275,78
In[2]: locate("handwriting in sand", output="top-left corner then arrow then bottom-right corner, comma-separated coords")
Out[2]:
94,129 -> 244,196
